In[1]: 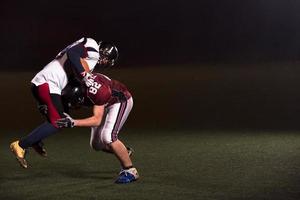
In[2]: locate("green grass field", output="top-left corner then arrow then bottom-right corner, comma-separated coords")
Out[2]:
1,129 -> 300,200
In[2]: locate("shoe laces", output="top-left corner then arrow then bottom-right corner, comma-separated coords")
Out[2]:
119,169 -> 126,175
120,168 -> 131,176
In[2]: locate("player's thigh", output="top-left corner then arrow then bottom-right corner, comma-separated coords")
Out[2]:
103,98 -> 133,142
32,83 -> 65,126
90,126 -> 107,150
90,98 -> 133,148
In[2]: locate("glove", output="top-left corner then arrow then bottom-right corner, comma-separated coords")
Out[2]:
38,104 -> 48,115
56,112 -> 75,128
82,72 -> 95,88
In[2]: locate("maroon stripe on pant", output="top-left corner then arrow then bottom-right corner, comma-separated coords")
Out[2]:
37,83 -> 61,128
111,101 -> 127,141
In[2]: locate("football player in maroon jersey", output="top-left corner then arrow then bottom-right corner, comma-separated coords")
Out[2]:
56,73 -> 139,184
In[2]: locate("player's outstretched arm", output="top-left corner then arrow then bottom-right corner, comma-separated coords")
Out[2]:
74,105 -> 104,127
56,105 -> 104,128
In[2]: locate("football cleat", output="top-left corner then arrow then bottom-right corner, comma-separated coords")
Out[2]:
10,140 -> 28,169
126,146 -> 134,157
32,141 -> 47,157
115,167 -> 139,184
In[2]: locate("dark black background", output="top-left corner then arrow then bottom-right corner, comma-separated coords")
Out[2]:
1,0 -> 300,69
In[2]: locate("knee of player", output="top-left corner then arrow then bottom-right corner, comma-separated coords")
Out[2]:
102,134 -> 115,146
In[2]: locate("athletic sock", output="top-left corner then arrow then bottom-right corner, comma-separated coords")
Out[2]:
19,122 -> 59,149
123,165 -> 133,170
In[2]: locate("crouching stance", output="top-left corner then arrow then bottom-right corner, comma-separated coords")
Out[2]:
56,73 -> 139,184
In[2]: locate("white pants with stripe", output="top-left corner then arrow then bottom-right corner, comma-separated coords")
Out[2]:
90,97 -> 133,151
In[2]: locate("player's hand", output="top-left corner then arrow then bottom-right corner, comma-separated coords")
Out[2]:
82,72 -> 95,88
38,104 -> 48,115
56,112 -> 75,128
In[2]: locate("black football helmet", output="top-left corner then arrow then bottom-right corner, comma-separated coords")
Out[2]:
62,81 -> 86,109
98,42 -> 119,67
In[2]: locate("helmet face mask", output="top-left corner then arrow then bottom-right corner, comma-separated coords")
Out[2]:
98,42 -> 119,67
62,83 -> 86,109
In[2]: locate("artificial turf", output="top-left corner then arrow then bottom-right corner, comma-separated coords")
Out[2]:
1,129 -> 300,200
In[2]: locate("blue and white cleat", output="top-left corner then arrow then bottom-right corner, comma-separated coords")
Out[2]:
115,167 -> 139,184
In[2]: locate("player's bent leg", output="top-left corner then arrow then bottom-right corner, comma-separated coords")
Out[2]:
19,122 -> 59,150
18,83 -> 64,156
90,127 -> 134,155
90,98 -> 138,183
10,140 -> 28,168
90,126 -> 106,151
109,140 -> 139,183
90,142 -> 134,157
109,140 -> 133,168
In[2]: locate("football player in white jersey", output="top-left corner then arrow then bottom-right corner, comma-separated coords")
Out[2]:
10,37 -> 119,169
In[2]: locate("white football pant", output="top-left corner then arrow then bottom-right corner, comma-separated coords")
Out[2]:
90,97 -> 133,151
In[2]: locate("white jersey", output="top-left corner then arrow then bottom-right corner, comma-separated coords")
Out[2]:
31,37 -> 100,95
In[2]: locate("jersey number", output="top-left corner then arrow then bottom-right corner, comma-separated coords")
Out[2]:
89,82 -> 101,95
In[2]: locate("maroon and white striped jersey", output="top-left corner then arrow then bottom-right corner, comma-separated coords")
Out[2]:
84,73 -> 132,107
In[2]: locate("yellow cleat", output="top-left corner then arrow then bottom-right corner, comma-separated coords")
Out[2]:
10,140 -> 28,169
